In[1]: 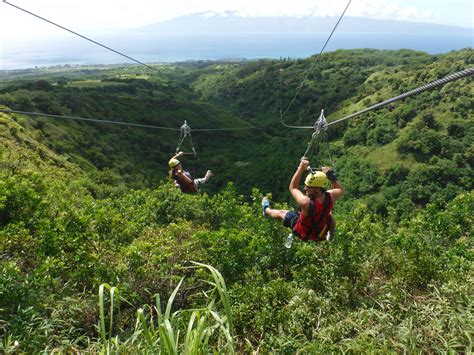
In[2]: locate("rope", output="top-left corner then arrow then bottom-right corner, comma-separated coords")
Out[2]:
323,131 -> 334,166
280,0 -> 352,128
2,0 -> 157,72
301,129 -> 335,164
296,67 -> 473,164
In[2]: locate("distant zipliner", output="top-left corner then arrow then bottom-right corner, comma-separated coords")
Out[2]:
168,151 -> 213,194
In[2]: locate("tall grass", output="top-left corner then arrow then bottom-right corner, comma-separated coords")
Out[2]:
97,262 -> 235,353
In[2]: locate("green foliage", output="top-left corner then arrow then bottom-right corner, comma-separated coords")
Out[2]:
1,172 -> 472,352
342,121 -> 368,146
1,48 -> 472,208
93,263 -> 234,354
0,48 -> 472,353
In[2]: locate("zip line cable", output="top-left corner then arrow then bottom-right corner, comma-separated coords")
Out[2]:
3,0 -> 470,137
297,67 -> 473,160
297,67 -> 473,130
0,109 -> 260,132
2,0 -> 343,132
0,109 -> 180,130
1,1 -> 263,133
192,126 -> 259,132
279,0 -> 352,128
2,67 -> 470,135
2,0 -> 157,72
323,67 -> 474,128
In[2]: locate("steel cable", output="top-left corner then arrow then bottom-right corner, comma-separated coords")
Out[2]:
280,0 -> 352,128
2,0 -> 157,72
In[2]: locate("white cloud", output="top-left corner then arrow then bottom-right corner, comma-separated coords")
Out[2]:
398,7 -> 419,18
421,10 -> 433,19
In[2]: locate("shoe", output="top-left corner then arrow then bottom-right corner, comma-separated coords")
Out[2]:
326,228 -> 336,241
205,170 -> 213,181
261,196 -> 270,216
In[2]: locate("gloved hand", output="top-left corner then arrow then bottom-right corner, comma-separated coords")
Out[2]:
322,166 -> 337,181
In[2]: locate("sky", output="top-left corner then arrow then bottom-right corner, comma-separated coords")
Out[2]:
0,0 -> 472,41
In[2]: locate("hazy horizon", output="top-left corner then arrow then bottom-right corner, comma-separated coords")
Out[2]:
2,32 -> 471,71
1,12 -> 472,70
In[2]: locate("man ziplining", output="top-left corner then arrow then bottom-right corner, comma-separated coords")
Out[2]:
168,151 -> 213,194
262,157 -> 343,242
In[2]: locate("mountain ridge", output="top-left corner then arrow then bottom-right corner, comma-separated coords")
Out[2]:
134,13 -> 473,34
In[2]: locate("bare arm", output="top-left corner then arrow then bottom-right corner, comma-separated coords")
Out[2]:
289,158 -> 310,210
322,166 -> 344,202
175,170 -> 193,184
171,151 -> 184,160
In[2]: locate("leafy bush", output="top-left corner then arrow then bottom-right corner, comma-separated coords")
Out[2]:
1,48 -> 472,353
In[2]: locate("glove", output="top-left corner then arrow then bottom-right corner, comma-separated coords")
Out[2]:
326,169 -> 337,182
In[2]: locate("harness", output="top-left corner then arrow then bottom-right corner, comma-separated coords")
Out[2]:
293,192 -> 333,241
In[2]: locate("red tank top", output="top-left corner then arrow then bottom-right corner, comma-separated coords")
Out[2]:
172,170 -> 198,193
292,192 -> 333,241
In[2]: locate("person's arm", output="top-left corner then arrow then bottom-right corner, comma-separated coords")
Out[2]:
171,151 -> 184,160
175,170 -> 193,185
289,158 -> 310,210
322,166 -> 344,202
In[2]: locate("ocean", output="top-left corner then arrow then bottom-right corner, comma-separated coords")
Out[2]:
1,32 -> 472,70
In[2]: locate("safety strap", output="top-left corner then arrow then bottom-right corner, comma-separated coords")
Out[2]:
322,131 -> 334,166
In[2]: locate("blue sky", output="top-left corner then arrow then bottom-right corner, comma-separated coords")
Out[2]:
0,0 -> 472,42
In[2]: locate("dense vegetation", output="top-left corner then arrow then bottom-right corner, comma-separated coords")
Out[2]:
1,48 -> 473,352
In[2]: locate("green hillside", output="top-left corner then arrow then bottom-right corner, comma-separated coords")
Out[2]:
0,49 -> 473,353
1,49 -> 472,211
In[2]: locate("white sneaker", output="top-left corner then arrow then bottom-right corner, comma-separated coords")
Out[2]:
205,170 -> 213,181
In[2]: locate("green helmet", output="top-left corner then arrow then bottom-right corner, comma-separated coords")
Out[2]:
304,171 -> 328,188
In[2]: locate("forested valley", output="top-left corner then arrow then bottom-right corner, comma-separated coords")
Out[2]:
0,48 -> 472,353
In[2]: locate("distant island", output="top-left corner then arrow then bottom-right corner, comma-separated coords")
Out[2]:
2,12 -> 472,70
134,12 -> 473,34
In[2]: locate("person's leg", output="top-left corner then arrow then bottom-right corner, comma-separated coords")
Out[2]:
262,196 -> 288,220
266,207 -> 288,220
204,170 -> 213,181
194,170 -> 213,187
194,178 -> 205,186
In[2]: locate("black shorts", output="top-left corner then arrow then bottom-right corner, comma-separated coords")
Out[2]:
283,211 -> 299,229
